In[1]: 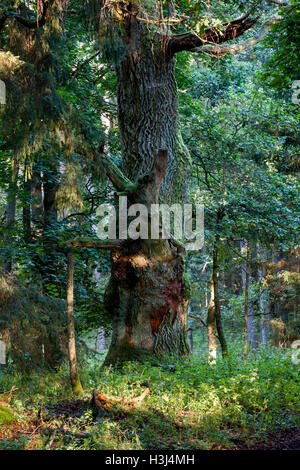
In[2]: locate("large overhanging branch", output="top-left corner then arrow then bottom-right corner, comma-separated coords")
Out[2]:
0,1 -> 49,32
167,11 -> 259,56
194,17 -> 279,57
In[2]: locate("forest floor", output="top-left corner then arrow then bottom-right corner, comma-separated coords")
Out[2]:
0,346 -> 299,451
0,396 -> 299,450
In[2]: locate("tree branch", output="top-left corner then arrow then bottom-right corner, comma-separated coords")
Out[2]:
68,238 -> 124,250
167,11 -> 259,56
0,1 -> 49,32
188,313 -> 207,329
71,51 -> 101,78
194,17 -> 279,56
96,144 -> 138,194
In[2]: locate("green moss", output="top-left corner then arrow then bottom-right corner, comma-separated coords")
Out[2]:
72,377 -> 84,395
0,404 -> 14,424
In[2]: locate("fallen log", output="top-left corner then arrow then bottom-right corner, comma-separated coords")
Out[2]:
92,380 -> 151,418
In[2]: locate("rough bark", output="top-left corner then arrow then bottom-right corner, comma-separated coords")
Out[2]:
100,14 -> 192,365
102,148 -> 190,364
116,17 -> 191,201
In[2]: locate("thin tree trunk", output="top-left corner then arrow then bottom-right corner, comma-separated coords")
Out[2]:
41,160 -> 59,292
213,243 -> 228,358
187,328 -> 193,353
207,278 -> 217,364
256,242 -> 269,345
241,240 -> 251,357
207,209 -> 228,362
31,166 -> 43,226
4,156 -> 19,272
22,165 -> 31,243
67,252 -> 83,395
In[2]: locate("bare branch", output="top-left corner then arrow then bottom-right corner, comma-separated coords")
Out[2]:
188,313 -> 207,328
71,51 -> 101,78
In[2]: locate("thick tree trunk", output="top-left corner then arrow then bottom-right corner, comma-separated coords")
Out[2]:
103,18 -> 191,365
116,26 -> 191,202
104,237 -> 190,365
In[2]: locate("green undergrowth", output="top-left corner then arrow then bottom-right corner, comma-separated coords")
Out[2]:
0,346 -> 299,450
